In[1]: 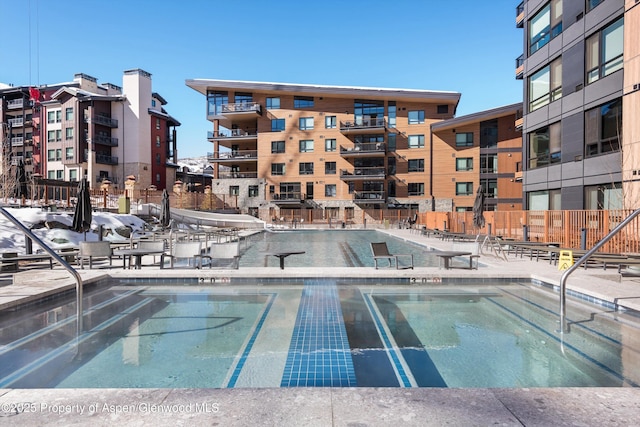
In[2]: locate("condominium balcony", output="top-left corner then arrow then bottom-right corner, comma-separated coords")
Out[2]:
340,142 -> 386,157
217,171 -> 258,179
209,102 -> 262,121
88,135 -> 119,147
353,191 -> 386,204
516,2 -> 524,28
8,117 -> 23,127
340,117 -> 387,134
207,129 -> 258,142
515,54 -> 524,79
208,150 -> 258,162
340,167 -> 386,181
7,99 -> 26,109
95,154 -> 118,165
11,137 -> 24,146
271,192 -> 305,204
85,115 -> 119,128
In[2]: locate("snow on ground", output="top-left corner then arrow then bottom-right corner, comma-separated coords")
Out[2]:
0,207 -> 150,253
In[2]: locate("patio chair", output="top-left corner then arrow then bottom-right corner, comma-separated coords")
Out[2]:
135,240 -> 166,266
371,242 -> 414,270
208,241 -> 240,269
77,241 -> 113,269
160,241 -> 211,269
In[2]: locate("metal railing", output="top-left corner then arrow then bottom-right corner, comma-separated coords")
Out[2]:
558,207 -> 640,334
0,207 -> 84,335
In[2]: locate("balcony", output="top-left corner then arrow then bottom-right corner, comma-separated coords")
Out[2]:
209,102 -> 262,121
340,117 -> 387,134
353,191 -> 386,204
10,157 -> 24,166
7,99 -> 26,109
11,137 -> 24,146
207,128 -> 258,142
271,192 -> 305,205
8,117 -> 23,127
340,167 -> 385,181
95,154 -> 118,165
340,142 -> 386,158
515,54 -> 524,79
208,149 -> 258,162
217,171 -> 258,179
89,135 -> 119,147
516,2 -> 524,28
86,115 -> 118,128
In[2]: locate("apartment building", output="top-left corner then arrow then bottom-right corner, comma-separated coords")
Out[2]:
431,103 -> 523,212
517,0 -> 640,209
1,69 -> 180,192
186,79 -> 522,220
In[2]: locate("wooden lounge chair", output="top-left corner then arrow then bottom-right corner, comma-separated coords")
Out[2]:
160,241 -> 211,269
371,242 -> 414,270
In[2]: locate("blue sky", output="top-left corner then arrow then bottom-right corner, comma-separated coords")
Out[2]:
1,0 -> 523,158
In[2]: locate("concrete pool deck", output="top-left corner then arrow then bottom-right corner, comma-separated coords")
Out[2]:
1,228 -> 639,425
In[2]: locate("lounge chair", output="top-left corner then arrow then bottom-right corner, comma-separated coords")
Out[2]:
208,241 -> 240,269
160,241 -> 211,269
135,240 -> 166,266
371,242 -> 414,270
77,241 -> 113,269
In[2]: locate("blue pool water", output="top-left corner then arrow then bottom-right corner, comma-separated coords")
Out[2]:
240,230 -> 440,268
1,279 -> 638,388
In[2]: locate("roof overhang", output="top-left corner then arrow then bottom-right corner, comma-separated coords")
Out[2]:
431,102 -> 523,132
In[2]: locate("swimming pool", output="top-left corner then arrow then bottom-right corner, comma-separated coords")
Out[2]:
240,230 -> 441,268
1,279 -> 638,388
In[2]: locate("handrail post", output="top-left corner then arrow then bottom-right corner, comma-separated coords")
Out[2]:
0,207 -> 84,335
559,208 -> 640,334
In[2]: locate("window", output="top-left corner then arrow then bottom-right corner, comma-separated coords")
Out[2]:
151,100 -> 156,108
229,186 -> 239,196
56,170 -> 63,180
65,128 -> 73,140
65,108 -> 73,121
47,130 -> 55,143
480,119 -> 498,148
65,147 -> 74,160
586,18 -> 623,85
69,169 -> 77,181
529,122 -> 561,168
437,105 -> 448,114
481,178 -> 498,198
408,110 -> 425,124
156,136 -> 161,147
354,100 -> 384,125
266,97 -> 280,109
456,158 -> 473,171
299,117 -> 314,130
271,119 -> 285,131
248,185 -> 259,197
294,96 -> 314,108
529,57 -> 562,111
585,98 -> 622,157
325,138 -> 336,152
299,139 -> 314,153
271,163 -> 285,175
299,162 -> 314,175
271,140 -> 285,153
387,133 -> 396,151
325,184 -> 336,197
480,154 -> 498,173
325,116 -> 336,129
528,189 -> 561,210
408,135 -> 424,148
529,0 -> 562,54
388,101 -> 396,127
47,149 -> 56,161
47,111 -> 56,124
408,183 -> 424,196
56,130 -> 62,141
47,171 -> 55,179
584,183 -> 622,210
408,159 -> 424,172
587,0 -> 605,12
156,153 -> 161,164
156,118 -> 160,130
455,132 -> 474,147
55,149 -> 62,160
325,161 -> 336,174
456,182 -> 474,195
156,173 -> 161,183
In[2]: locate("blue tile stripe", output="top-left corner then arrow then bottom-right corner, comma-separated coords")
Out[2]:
226,293 -> 277,388
281,280 -> 356,387
362,293 -> 413,387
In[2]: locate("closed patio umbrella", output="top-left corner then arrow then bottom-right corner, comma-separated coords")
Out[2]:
14,160 -> 28,201
72,178 -> 92,240
472,185 -> 486,230
159,188 -> 171,229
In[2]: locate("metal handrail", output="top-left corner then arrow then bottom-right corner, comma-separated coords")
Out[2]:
0,207 -> 84,335
559,207 -> 640,333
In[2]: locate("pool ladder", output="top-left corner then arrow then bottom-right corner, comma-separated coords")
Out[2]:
559,207 -> 640,334
0,207 -> 84,335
